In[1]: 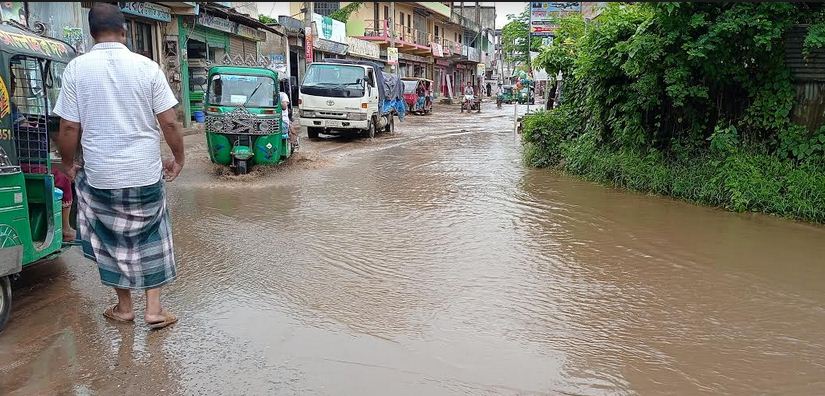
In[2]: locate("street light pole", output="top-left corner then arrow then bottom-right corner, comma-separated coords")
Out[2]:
526,6 -> 531,114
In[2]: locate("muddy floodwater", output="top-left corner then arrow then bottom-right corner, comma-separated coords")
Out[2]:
2,103 -> 825,395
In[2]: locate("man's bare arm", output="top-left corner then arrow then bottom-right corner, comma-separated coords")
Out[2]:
157,108 -> 184,163
56,118 -> 81,174
157,108 -> 184,181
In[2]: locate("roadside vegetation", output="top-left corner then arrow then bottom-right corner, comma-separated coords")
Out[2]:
517,2 -> 825,223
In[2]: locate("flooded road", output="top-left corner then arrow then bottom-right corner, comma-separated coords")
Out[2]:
2,102 -> 825,395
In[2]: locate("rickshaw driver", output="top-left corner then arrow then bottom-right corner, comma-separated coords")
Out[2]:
463,81 -> 475,108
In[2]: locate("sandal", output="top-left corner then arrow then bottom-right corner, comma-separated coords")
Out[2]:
147,311 -> 178,330
103,304 -> 134,323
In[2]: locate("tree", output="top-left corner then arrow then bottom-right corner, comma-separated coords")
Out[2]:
259,14 -> 277,25
501,5 -> 543,66
329,2 -> 364,23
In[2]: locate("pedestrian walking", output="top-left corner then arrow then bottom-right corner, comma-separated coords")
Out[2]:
53,3 -> 184,330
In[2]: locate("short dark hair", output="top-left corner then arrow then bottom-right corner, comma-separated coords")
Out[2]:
88,3 -> 126,38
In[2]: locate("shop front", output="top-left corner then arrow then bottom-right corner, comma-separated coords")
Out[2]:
398,52 -> 432,79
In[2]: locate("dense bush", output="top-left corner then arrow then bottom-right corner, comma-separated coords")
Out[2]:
522,2 -> 825,222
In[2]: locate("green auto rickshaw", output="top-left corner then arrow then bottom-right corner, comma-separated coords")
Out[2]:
204,65 -> 290,175
498,85 -> 515,104
0,22 -> 77,331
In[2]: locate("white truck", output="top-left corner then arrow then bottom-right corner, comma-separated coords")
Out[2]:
299,60 -> 404,139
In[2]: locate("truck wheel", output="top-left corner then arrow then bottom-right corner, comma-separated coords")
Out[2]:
0,276 -> 11,333
307,127 -> 320,140
368,119 -> 376,139
385,116 -> 394,134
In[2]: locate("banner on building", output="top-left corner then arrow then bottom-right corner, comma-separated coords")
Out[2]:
120,2 -> 171,23
387,47 -> 398,65
530,2 -> 581,37
476,63 -> 486,77
312,13 -> 346,44
305,27 -> 313,63
431,42 -> 444,57
347,37 -> 380,59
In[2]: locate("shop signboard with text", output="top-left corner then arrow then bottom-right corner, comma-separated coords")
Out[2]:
120,2 -> 172,23
387,47 -> 398,65
347,37 -> 380,59
530,2 -> 581,37
431,42 -> 444,57
305,27 -> 313,63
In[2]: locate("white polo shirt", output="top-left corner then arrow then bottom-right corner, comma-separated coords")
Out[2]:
53,42 -> 178,189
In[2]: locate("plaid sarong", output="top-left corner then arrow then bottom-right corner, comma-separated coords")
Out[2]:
75,171 -> 176,290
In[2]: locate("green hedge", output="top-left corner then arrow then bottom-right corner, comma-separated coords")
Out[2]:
523,109 -> 825,222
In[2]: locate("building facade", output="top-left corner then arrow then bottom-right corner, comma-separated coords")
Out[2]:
289,2 -> 496,100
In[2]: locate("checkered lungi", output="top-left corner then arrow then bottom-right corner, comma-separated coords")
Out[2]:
75,171 -> 176,290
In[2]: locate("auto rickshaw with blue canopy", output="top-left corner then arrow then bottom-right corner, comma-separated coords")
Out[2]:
204,62 -> 291,175
0,22 -> 77,331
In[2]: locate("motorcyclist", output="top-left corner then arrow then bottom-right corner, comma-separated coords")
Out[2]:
463,82 -> 475,109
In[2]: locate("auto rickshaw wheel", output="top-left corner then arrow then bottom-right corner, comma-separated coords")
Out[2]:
0,276 -> 11,333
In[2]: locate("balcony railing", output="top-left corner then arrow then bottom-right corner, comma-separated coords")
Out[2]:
362,19 -> 433,47
361,20 -> 481,59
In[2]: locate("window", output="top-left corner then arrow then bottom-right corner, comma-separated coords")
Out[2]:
208,74 -> 276,107
384,5 -> 389,20
313,2 -> 340,17
407,14 -> 411,29
399,12 -> 404,25
434,25 -> 439,38
47,62 -> 67,111
10,56 -> 49,173
125,19 -> 154,60
10,57 -> 46,117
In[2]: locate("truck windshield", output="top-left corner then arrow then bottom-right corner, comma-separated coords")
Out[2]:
208,74 -> 276,107
301,64 -> 365,98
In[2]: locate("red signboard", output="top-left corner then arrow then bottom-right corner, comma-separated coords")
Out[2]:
305,26 -> 313,63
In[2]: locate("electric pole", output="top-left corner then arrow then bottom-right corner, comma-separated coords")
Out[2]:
389,1 -> 396,75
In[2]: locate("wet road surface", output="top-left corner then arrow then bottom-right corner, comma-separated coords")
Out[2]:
2,102 -> 825,395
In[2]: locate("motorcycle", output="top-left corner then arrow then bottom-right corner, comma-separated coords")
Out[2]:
460,94 -> 481,113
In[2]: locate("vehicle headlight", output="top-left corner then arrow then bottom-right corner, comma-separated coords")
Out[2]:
348,112 -> 367,121
301,110 -> 316,118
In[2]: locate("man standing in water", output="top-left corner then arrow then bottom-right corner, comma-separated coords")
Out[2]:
54,3 -> 183,329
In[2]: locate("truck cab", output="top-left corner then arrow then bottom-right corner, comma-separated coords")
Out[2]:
299,61 -> 395,139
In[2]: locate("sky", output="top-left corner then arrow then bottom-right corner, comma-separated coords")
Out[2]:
256,2 -> 527,29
